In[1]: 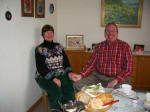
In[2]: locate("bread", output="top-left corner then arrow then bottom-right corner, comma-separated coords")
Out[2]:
89,92 -> 101,97
97,93 -> 107,105
75,91 -> 91,105
88,97 -> 104,109
105,92 -> 114,104
90,92 -> 113,105
75,91 -> 114,110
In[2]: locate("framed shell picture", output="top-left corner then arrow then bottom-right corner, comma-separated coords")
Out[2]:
66,35 -> 84,50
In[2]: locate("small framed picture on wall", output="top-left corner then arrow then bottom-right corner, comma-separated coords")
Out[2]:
21,0 -> 34,17
35,0 -> 45,18
133,44 -> 144,54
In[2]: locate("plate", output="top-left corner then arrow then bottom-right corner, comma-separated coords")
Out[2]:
85,105 -> 112,112
81,83 -> 105,93
113,89 -> 138,100
50,3 -> 54,14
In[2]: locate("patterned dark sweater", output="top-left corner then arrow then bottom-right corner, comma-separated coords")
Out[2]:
35,40 -> 72,80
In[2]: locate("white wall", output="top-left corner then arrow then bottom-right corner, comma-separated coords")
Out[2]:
0,0 -> 150,112
0,0 -> 57,112
57,0 -> 150,51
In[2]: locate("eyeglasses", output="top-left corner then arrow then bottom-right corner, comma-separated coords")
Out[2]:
105,30 -> 118,33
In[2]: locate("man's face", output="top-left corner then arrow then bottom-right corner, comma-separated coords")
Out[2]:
43,31 -> 54,42
105,24 -> 118,43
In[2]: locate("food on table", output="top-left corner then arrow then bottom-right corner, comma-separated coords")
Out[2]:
88,97 -> 104,109
105,92 -> 114,104
82,83 -> 104,92
76,83 -> 115,111
75,91 -> 91,105
75,91 -> 114,109
90,92 -> 102,97
96,92 -> 107,104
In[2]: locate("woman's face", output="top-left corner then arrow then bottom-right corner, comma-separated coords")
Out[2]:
43,31 -> 54,42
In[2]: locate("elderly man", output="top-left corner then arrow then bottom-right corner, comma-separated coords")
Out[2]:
69,22 -> 133,90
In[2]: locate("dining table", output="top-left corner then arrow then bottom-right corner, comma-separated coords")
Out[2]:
81,88 -> 149,112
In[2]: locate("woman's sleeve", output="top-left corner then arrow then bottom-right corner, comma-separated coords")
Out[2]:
62,49 -> 72,73
35,47 -> 50,77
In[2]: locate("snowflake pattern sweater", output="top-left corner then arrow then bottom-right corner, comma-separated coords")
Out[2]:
35,40 -> 72,80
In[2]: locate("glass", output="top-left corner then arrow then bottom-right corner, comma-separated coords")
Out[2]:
105,30 -> 118,33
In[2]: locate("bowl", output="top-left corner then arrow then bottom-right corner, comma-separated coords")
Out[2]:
61,100 -> 85,112
50,109 -> 62,112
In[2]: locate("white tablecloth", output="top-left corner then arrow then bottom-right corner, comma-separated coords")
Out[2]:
81,90 -> 147,112
107,92 -> 145,112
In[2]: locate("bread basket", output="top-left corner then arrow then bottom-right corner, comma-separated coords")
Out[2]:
85,105 -> 112,112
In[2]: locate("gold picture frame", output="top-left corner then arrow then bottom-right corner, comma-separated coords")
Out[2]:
21,0 -> 34,17
101,0 -> 144,28
66,35 -> 84,50
35,0 -> 45,18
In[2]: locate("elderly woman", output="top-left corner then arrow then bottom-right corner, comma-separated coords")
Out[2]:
35,24 -> 75,110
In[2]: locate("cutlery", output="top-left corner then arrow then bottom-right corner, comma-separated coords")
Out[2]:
104,100 -> 119,106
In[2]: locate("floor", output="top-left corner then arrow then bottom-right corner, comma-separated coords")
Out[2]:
32,103 -> 45,112
32,102 -> 51,112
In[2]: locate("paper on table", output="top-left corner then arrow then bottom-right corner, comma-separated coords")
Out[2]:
112,89 -> 139,100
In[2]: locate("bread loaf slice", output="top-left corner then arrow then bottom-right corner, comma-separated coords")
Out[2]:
75,91 -> 91,105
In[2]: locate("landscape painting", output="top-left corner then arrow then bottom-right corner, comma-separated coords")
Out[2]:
101,0 -> 144,28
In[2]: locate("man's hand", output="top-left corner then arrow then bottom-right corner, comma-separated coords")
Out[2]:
107,79 -> 118,88
53,78 -> 61,87
68,72 -> 82,82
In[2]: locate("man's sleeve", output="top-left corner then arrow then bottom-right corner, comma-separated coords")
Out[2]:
80,47 -> 98,77
116,44 -> 133,83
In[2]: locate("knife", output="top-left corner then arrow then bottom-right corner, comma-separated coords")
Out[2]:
104,100 -> 119,106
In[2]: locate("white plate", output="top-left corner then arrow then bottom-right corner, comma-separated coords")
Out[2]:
81,87 -> 105,93
113,89 -> 138,99
81,83 -> 105,93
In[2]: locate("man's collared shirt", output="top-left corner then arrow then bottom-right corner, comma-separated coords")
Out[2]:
81,39 -> 133,83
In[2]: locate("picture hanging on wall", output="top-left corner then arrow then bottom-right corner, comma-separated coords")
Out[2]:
101,0 -> 144,28
35,0 -> 45,18
21,0 -> 34,17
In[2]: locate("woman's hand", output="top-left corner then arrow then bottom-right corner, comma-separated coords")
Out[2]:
53,78 -> 61,87
68,72 -> 82,82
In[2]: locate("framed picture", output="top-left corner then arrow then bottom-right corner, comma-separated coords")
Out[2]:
21,0 -> 34,17
66,35 -> 84,50
92,43 -> 98,50
101,0 -> 144,28
133,44 -> 144,52
35,0 -> 45,18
